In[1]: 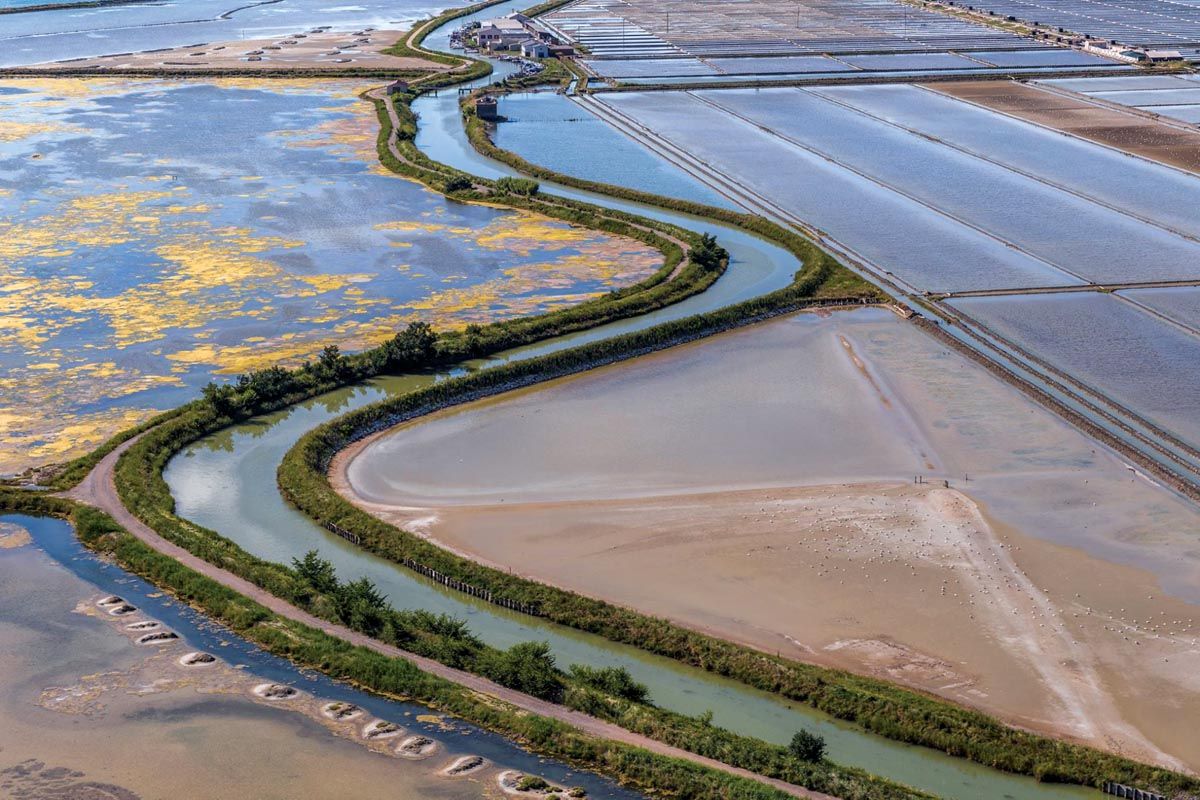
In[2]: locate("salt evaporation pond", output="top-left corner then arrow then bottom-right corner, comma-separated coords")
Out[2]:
596,87 -> 1200,291
596,90 -> 1079,292
949,292 -> 1200,451
1122,285 -> 1200,330
0,77 -> 660,472
687,88 -> 1200,284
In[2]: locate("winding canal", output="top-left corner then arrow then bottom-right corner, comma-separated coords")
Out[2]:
164,3 -> 1098,797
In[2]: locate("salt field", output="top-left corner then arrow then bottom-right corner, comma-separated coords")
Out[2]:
958,0 -> 1200,47
543,0 -> 1043,59
593,86 -> 1200,291
7,0 -> 1200,792
0,77 -> 659,473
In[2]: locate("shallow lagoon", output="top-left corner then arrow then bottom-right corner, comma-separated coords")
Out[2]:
0,0 -> 454,66
0,77 -> 658,472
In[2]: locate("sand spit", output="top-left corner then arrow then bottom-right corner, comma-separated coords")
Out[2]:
0,521 -> 32,549
20,29 -> 446,73
178,651 -> 217,667
338,311 -> 1200,770
323,701 -> 365,721
498,770 -> 583,797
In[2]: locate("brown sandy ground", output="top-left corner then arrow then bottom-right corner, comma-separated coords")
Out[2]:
930,80 -> 1200,173
23,29 -> 445,72
333,314 -> 1200,773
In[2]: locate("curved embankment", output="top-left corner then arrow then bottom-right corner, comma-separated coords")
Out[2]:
274,12 -> 1198,800
53,443 -> 832,800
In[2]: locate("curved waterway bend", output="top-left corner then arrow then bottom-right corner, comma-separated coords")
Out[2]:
166,8 -> 1094,800
2,514 -> 640,800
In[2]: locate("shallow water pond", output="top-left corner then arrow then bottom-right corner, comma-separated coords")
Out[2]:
0,77 -> 659,472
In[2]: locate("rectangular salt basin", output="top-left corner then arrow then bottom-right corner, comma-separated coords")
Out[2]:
707,55 -> 855,74
1091,88 -> 1200,106
971,48 -> 1117,67
949,292 -> 1200,450
1039,75 -> 1199,92
583,57 -> 717,78
1142,104 -> 1200,123
1120,286 -> 1200,329
808,83 -> 1200,240
693,87 -> 1200,284
598,91 -> 1081,292
491,92 -> 738,210
837,52 -> 985,70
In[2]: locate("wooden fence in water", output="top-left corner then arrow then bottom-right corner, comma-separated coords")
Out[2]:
319,519 -> 543,617
1102,781 -> 1167,800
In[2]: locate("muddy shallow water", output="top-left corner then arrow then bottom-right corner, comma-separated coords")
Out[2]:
346,308 -> 1200,770
0,515 -> 639,800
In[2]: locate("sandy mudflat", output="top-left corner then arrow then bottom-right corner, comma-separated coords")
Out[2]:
27,29 -> 445,72
338,309 -> 1200,770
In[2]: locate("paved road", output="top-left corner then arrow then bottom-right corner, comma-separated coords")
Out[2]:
63,437 -> 833,800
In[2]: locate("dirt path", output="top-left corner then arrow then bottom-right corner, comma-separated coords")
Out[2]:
60,438 -> 834,800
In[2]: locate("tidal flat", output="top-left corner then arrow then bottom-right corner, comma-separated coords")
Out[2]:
0,77 -> 659,474
0,519 -> 496,800
343,308 -> 1200,772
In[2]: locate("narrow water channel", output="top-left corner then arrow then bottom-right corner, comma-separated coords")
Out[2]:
165,5 -> 1100,797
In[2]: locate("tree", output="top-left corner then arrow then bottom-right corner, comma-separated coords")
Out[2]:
201,381 -> 237,416
442,173 -> 472,193
479,641 -> 563,702
689,232 -> 726,272
789,729 -> 826,763
317,343 -> 347,379
496,176 -> 539,196
385,321 -> 438,368
568,664 -> 650,704
292,550 -> 338,594
336,577 -> 389,637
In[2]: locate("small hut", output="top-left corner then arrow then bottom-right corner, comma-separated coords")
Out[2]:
386,79 -> 409,96
475,94 -> 499,121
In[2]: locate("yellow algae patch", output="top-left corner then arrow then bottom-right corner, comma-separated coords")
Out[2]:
0,120 -> 78,142
0,405 -> 157,475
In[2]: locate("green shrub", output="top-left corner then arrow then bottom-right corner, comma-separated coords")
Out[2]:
790,730 -> 826,763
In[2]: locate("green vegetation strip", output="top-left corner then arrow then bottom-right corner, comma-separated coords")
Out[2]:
0,492 -> 829,800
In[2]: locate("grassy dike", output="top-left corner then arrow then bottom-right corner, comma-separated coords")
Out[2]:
0,492 -> 842,800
